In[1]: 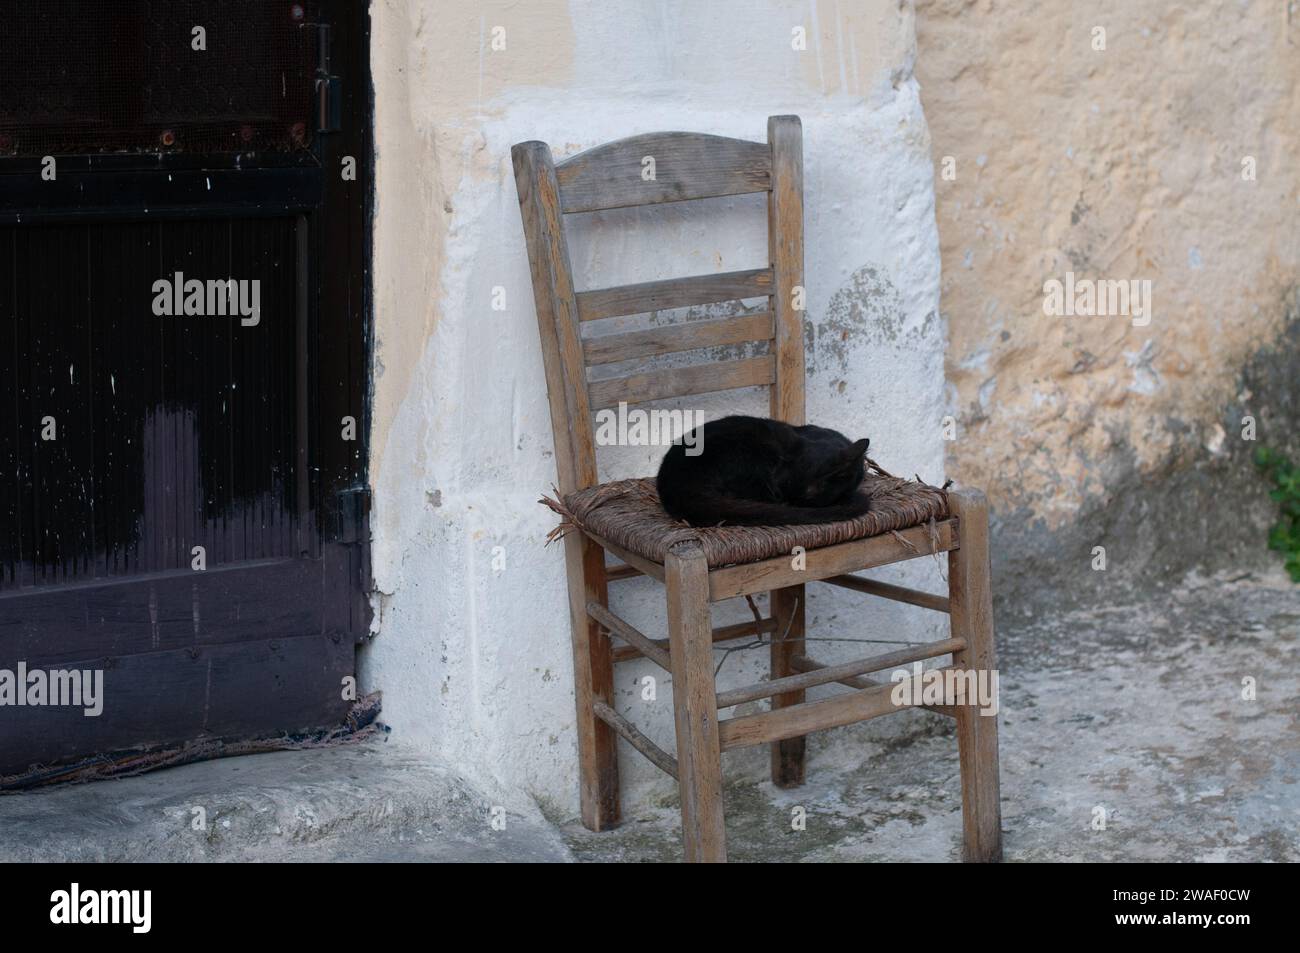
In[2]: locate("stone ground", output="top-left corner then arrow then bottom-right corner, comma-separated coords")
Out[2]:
0,745 -> 571,863
1,569 -> 1295,862
563,568 -> 1300,862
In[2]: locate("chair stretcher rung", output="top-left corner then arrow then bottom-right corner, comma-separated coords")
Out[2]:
593,701 -> 678,780
609,615 -> 779,664
715,637 -> 965,710
718,666 -> 955,750
605,562 -> 642,581
789,654 -> 958,718
821,574 -> 950,613
586,602 -> 671,670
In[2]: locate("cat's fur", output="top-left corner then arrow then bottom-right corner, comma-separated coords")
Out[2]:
656,415 -> 871,527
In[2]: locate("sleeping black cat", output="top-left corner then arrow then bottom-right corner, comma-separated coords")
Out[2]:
656,415 -> 871,527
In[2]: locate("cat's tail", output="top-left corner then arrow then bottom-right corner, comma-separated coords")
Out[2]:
665,491 -> 872,528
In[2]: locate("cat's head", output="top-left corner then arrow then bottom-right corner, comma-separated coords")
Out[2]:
801,438 -> 869,506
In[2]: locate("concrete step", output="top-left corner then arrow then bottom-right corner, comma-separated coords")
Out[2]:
0,741 -> 572,863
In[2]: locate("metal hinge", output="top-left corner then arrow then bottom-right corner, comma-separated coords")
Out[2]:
335,485 -> 371,544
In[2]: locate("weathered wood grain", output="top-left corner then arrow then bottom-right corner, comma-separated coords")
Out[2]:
789,654 -> 959,718
948,489 -> 1004,862
587,601 -> 672,671
512,140 -> 599,493
718,666 -> 950,751
666,541 -> 727,862
587,355 -> 776,410
564,532 -> 620,830
593,700 -> 678,780
583,312 -> 774,365
555,132 -> 771,213
769,586 -> 806,787
576,268 -> 773,322
0,634 -> 353,777
820,573 -> 951,613
515,141 -> 619,831
708,520 -> 959,601
767,116 -> 806,426
719,636 -> 966,710
611,615 -> 778,664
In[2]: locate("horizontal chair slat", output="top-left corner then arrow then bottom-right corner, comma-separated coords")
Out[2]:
555,132 -> 771,214
583,311 -> 775,366
576,268 -> 773,322
593,700 -> 678,780
715,636 -> 966,710
821,574 -> 951,613
708,519 -> 959,602
588,355 -> 776,410
789,654 -> 959,718
718,666 -> 954,750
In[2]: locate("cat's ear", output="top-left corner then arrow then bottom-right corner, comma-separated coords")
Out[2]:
846,438 -> 870,460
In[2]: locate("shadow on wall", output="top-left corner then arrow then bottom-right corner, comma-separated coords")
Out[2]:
992,286 -> 1300,618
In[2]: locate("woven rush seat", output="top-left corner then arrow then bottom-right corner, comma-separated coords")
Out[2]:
542,464 -> 950,569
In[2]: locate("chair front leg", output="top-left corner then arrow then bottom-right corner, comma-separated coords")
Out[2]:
769,584 -> 807,787
666,540 -> 727,863
947,489 -> 1003,862
564,532 -> 620,831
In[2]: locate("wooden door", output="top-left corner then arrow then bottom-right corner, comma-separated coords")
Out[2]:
0,0 -> 371,781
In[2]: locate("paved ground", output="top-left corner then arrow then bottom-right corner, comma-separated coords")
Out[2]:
561,568 -> 1300,861
1,569 -> 1295,862
0,743 -> 570,862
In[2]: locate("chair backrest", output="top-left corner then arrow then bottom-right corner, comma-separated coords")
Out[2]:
512,115 -> 805,495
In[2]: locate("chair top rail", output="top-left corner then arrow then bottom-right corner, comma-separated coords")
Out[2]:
555,131 -> 772,214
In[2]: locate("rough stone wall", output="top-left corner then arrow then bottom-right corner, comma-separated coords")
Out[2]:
363,0 -> 948,811
915,0 -> 1300,606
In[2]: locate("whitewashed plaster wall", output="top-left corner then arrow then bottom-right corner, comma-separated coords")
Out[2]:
362,0 -> 950,814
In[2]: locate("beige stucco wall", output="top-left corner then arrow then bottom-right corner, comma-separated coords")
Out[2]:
915,0 -> 1299,571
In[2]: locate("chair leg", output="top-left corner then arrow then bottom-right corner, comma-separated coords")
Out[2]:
947,489 -> 1003,862
769,585 -> 806,787
564,533 -> 620,831
666,540 -> 727,863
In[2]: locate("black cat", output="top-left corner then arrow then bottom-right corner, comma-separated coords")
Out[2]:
656,415 -> 871,527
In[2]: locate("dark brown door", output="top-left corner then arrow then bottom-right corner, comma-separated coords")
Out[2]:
0,1 -> 371,781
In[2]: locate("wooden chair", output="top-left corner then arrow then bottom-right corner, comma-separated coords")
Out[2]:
512,116 -> 1002,863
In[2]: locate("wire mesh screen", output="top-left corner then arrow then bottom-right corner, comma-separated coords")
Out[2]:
0,1 -> 318,156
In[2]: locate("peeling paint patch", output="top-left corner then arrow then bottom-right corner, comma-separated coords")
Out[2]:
817,266 -> 935,374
